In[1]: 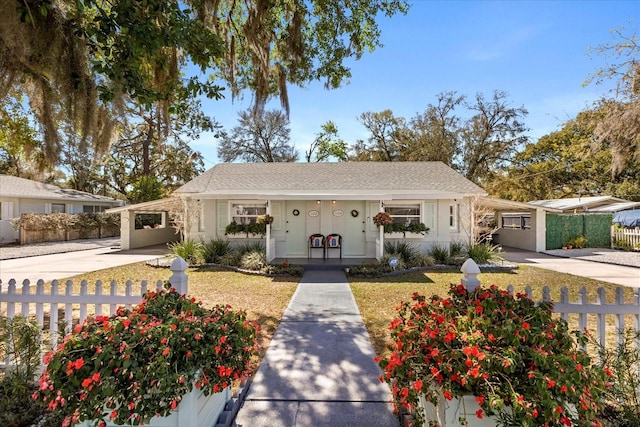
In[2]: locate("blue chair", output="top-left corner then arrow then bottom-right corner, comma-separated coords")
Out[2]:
308,234 -> 325,259
326,234 -> 342,259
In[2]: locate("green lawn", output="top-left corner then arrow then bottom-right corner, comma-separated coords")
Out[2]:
349,265 -> 631,357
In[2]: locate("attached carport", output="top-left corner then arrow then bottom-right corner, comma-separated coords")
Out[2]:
477,197 -> 561,252
106,198 -> 182,250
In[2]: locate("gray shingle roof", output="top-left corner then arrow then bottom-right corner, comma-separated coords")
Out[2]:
175,162 -> 486,198
0,175 -> 122,203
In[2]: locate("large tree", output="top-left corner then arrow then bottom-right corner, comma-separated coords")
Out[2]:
487,108 -> 640,202
585,26 -> 640,174
404,91 -> 464,166
0,0 -> 224,163
460,91 -> 529,184
352,110 -> 409,161
217,109 -> 298,162
201,0 -> 410,113
0,0 -> 408,163
305,121 -> 348,162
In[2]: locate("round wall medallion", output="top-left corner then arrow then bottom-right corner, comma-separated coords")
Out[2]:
308,210 -> 319,217
292,209 -> 300,216
333,209 -> 344,217
351,209 -> 359,218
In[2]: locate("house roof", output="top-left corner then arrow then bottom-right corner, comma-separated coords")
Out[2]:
175,162 -> 486,200
0,175 -> 123,204
529,196 -> 640,212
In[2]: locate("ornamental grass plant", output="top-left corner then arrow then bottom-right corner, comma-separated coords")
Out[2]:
34,284 -> 257,427
377,283 -> 612,427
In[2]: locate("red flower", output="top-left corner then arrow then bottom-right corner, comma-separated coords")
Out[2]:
475,409 -> 483,419
413,379 -> 423,392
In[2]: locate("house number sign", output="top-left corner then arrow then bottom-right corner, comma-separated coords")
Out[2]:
308,210 -> 319,217
333,210 -> 344,217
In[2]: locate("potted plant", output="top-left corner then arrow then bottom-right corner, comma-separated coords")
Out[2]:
33,284 -> 257,427
377,284 -> 612,427
373,211 -> 394,228
257,214 -> 274,226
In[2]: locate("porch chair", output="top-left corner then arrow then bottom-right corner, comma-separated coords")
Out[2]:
308,234 -> 326,259
325,233 -> 342,259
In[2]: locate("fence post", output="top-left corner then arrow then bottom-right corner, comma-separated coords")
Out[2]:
460,258 -> 481,292
169,257 -> 188,295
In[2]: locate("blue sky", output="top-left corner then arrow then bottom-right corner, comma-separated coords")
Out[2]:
193,1 -> 638,168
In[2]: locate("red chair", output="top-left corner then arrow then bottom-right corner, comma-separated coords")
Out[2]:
308,234 -> 325,259
326,234 -> 342,259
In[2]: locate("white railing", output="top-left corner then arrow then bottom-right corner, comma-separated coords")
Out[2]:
612,226 -> 640,251
0,257 -> 188,361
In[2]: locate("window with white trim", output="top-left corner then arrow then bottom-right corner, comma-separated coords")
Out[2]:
51,203 -> 66,213
230,203 -> 266,224
449,204 -> 458,230
501,213 -> 531,230
385,204 -> 421,226
83,205 -> 107,213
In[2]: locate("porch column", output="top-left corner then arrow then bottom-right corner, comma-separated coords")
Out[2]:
377,200 -> 385,259
266,200 -> 272,261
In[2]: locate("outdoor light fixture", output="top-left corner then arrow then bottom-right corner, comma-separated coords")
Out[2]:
332,200 -> 336,204
317,200 -> 321,204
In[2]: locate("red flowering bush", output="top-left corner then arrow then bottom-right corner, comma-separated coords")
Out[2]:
377,284 -> 612,427
34,284 -> 257,427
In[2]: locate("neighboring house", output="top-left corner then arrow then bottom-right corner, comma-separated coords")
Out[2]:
111,162 -> 487,260
0,175 -> 124,245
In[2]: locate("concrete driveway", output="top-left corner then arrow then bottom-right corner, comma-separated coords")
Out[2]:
0,242 -> 170,285
501,247 -> 640,288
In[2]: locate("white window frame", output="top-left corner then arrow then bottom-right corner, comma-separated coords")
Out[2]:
384,202 -> 421,226
229,201 -> 267,225
449,203 -> 459,231
51,203 -> 66,213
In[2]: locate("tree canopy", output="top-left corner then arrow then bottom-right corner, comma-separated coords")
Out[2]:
0,0 -> 409,165
217,109 -> 298,162
585,25 -> 640,174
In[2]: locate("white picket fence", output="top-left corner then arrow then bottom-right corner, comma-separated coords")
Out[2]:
513,285 -> 640,348
1,259 -> 639,367
0,257 -> 189,359
612,226 -> 640,251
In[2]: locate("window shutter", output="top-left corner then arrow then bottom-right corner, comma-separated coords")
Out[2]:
1,202 -> 14,220
423,202 -> 435,230
45,203 -> 52,213
271,202 -> 282,230
369,202 -> 380,231
217,202 -> 228,230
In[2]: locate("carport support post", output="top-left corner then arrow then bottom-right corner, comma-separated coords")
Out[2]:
169,257 -> 188,294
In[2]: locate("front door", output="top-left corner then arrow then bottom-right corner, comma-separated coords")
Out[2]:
285,201 -> 307,257
341,201 -> 366,257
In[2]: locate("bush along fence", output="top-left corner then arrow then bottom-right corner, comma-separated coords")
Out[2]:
13,212 -> 120,245
612,225 -> 640,251
0,257 -> 254,427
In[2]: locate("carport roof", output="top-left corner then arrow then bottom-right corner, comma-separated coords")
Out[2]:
478,197 -> 563,213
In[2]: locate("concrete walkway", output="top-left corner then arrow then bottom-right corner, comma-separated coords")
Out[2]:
233,270 -> 398,427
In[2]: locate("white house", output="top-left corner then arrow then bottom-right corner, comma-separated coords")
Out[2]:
0,175 -> 123,245
162,162 -> 486,261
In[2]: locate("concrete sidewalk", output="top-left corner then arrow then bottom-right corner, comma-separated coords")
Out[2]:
501,247 -> 640,288
233,270 -> 398,427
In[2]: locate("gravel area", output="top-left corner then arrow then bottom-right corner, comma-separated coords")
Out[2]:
542,248 -> 640,268
0,237 -> 120,260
